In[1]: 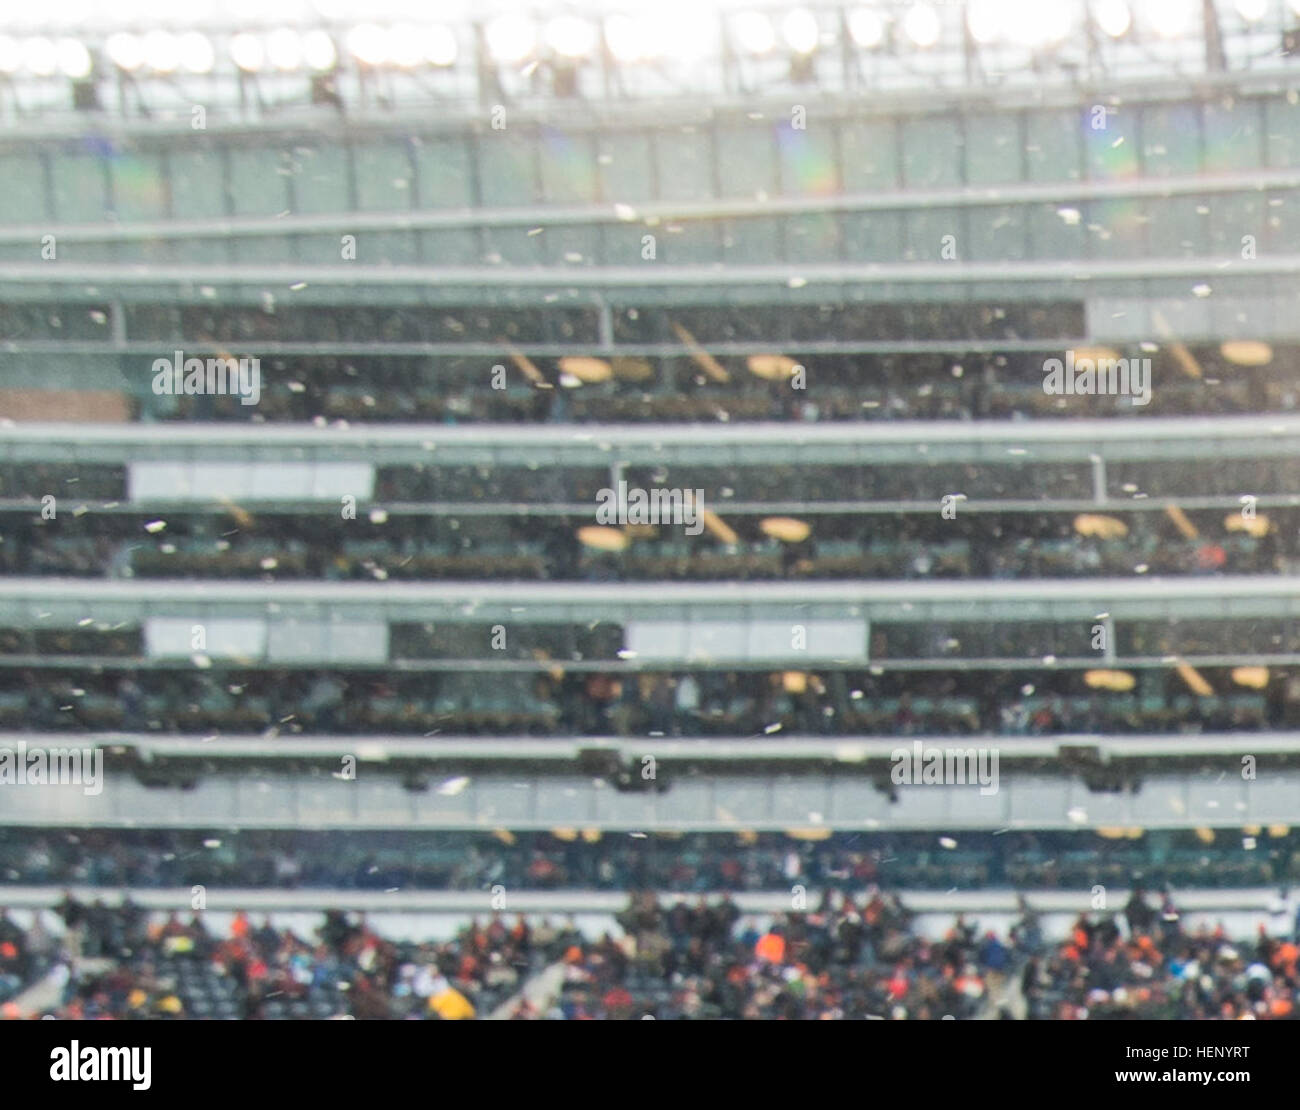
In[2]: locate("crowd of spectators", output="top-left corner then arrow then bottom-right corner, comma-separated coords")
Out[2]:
2,829 -> 1293,896
6,454 -> 1300,512
0,665 -> 1280,738
0,665 -> 1281,737
551,889 -> 1300,1020
0,895 -> 575,1021
5,888 -> 1300,1020
0,507 -> 1285,583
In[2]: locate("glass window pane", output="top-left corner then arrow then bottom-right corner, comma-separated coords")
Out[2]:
597,131 -> 655,203
52,152 -> 109,221
778,124 -> 838,197
1087,198 -> 1148,259
291,144 -> 353,214
839,119 -> 898,192
538,127 -> 597,203
655,128 -> 714,202
353,140 -> 414,212
965,114 -> 1022,186
1142,103 -> 1201,176
1265,96 -> 1300,168
902,117 -> 962,188
228,148 -> 289,216
1025,109 -> 1082,183
0,153 -> 48,224
717,125 -> 775,199
111,152 -> 168,221
1086,110 -> 1140,180
414,137 -> 474,208
169,148 -> 227,219
1203,99 -> 1262,174
1146,195 -> 1206,256
967,205 -> 1027,262
843,211 -> 903,262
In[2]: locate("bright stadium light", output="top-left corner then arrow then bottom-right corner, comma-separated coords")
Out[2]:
603,14 -> 644,62
23,37 -> 58,76
643,4 -> 715,61
847,8 -> 884,48
177,31 -> 215,74
966,0 -> 1003,43
105,32 -> 145,72
49,0 -> 93,26
143,30 -> 180,73
1290,0 -> 1300,17
1093,0 -> 1132,37
734,12 -> 777,56
302,29 -> 337,71
389,26 -> 425,68
545,15 -> 597,58
230,32 -> 267,73
1007,0 -> 1073,46
1233,0 -> 1268,21
781,9 -> 820,54
485,14 -> 535,63
0,37 -> 19,74
346,24 -> 389,66
902,3 -> 942,47
266,27 -> 304,70
55,38 -> 92,79
422,25 -> 457,66
1147,0 -> 1198,37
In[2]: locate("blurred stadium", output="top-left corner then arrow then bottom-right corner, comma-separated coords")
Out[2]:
4,0 -> 1300,1020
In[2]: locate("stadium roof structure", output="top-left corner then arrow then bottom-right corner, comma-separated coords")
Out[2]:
6,414 -> 1300,466
2,1 -> 1299,125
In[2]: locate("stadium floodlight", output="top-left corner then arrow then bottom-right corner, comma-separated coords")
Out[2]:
0,36 -> 20,75
603,14 -> 644,62
230,32 -> 267,73
48,0 -> 92,26
177,31 -> 215,74
389,26 -> 425,68
1147,0 -> 1198,37
968,0 -> 1072,48
261,0 -> 310,22
266,28 -> 304,71
1007,0 -> 1074,47
643,4 -> 716,61
1233,0 -> 1268,21
55,38 -> 91,79
22,37 -> 58,76
105,32 -> 145,72
1093,0 -> 1132,37
422,25 -> 457,66
485,14 -> 535,63
781,9 -> 820,55
966,0 -> 1002,44
143,30 -> 180,73
847,7 -> 884,48
902,3 -> 942,47
734,12 -> 777,56
346,24 -> 389,66
302,29 -> 337,71
545,15 -> 597,58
